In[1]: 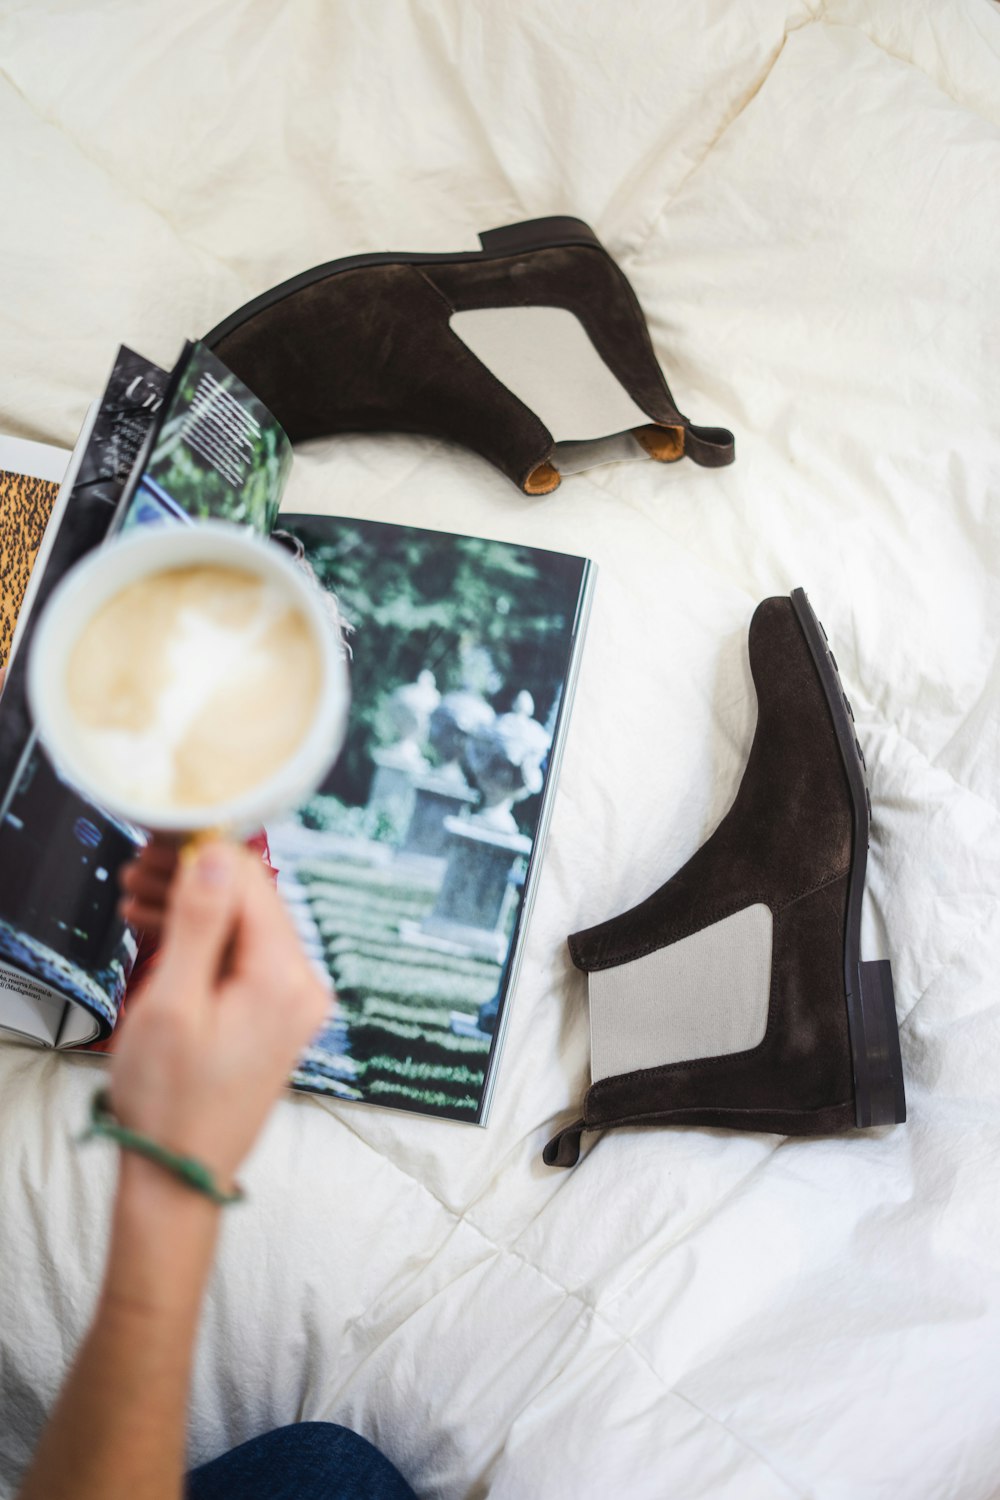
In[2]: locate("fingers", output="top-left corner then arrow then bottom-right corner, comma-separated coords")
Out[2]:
119,862 -> 171,902
151,841 -> 247,1006
118,845 -> 178,933
226,853 -> 298,978
118,900 -> 167,938
119,864 -> 172,930
136,836 -> 181,871
120,841 -> 179,890
226,861 -> 330,1043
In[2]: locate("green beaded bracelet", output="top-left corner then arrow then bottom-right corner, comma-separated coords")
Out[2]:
80,1089 -> 245,1206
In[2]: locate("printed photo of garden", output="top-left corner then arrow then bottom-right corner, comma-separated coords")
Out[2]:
0,748 -> 138,1036
270,514 -> 590,1123
125,341 -> 291,536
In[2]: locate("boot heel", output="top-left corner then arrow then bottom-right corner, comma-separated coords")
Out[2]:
478,215 -> 603,256
854,960 -> 906,1127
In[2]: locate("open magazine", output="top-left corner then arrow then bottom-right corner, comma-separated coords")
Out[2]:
0,435 -> 69,674
0,344 -> 594,1124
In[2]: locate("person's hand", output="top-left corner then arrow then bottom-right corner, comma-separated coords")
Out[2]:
118,838 -> 179,938
110,842 -> 330,1191
119,834 -> 275,937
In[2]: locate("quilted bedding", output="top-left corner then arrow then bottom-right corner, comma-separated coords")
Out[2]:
2,3 -> 1000,1496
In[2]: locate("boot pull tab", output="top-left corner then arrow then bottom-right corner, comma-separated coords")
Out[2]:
543,1118 -> 586,1168
683,422 -> 735,468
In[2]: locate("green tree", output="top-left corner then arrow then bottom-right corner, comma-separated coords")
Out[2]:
287,518 -> 584,807
143,345 -> 290,533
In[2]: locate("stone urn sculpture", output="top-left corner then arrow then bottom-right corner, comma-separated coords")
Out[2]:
463,690 -> 551,836
366,669 -> 440,839
399,687 -> 495,858
379,669 -> 441,773
428,688 -> 496,787
410,691 -> 551,961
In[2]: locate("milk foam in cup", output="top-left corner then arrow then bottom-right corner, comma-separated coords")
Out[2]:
66,563 -> 322,811
28,523 -> 350,835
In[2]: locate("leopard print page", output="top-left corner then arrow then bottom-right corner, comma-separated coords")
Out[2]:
0,470 -> 60,671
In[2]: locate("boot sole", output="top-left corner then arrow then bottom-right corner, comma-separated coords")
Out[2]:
791,588 -> 906,1128
204,215 -> 606,349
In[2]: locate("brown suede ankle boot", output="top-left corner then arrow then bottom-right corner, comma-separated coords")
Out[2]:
544,589 -> 906,1168
203,216 -> 734,494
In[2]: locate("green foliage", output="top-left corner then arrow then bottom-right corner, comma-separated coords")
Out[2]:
297,796 -> 409,846
293,832 -> 499,1121
363,1080 -> 481,1113
304,909 -> 405,947
347,1016 -> 491,1057
298,858 -> 439,899
314,898 -> 428,939
363,1056 -> 486,1087
283,518 -> 583,804
298,795 -> 367,835
361,997 -> 472,1029
143,346 -> 290,533
330,938 -> 496,980
335,953 -> 497,1007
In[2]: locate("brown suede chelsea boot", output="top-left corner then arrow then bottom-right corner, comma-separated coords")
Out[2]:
544,589 -> 906,1168
203,216 -> 734,495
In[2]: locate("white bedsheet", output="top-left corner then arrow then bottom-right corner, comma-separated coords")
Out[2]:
2,3 -> 1000,1495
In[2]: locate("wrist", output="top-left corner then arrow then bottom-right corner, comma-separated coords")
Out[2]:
94,1088 -> 244,1205
103,1152 -> 221,1319
117,1148 -> 225,1224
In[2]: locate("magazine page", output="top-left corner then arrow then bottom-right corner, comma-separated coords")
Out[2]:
64,345 -> 291,1051
0,342 -> 292,1049
69,342 -> 294,1050
0,347 -> 169,797
116,341 -> 292,537
266,514 -> 592,1124
0,348 -> 169,1047
0,436 -> 69,676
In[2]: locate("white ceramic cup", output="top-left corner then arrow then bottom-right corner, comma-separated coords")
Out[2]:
27,521 -> 350,835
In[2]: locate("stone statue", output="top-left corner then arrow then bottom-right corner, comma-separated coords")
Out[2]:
378,668 -> 440,772
428,688 -> 495,787
464,690 -> 551,835
366,669 -> 440,840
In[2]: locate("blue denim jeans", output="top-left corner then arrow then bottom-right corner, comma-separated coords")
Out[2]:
186,1422 -> 418,1499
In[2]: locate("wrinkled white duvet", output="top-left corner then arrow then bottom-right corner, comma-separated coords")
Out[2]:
2,3 -> 999,1496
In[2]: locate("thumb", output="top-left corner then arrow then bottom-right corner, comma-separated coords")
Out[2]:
154,841 -> 244,1003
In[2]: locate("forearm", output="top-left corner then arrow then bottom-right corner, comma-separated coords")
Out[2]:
18,843 -> 329,1499
18,1153 -> 220,1500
